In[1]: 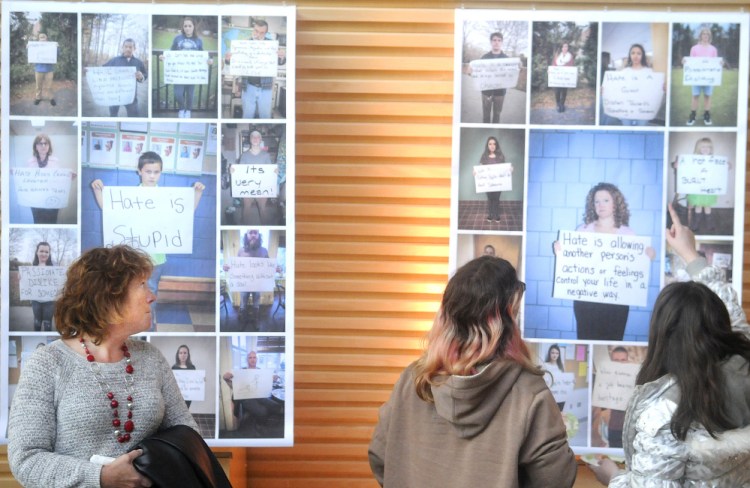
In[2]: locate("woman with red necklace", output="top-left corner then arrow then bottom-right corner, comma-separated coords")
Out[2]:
8,245 -> 197,487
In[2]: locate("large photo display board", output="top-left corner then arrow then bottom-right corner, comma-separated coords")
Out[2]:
1,1 -> 296,447
451,9 -> 748,454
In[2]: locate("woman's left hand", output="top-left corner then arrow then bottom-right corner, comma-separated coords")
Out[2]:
588,457 -> 620,486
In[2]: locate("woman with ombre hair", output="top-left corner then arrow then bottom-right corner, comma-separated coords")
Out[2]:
368,256 -> 576,488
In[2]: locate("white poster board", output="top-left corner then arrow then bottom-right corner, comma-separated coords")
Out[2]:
173,369 -> 206,402
469,57 -> 520,91
591,361 -> 640,411
18,266 -> 66,301
602,71 -> 665,120
227,256 -> 277,292
101,186 -> 194,254
27,41 -> 57,63
232,369 -> 274,400
229,40 -> 279,77
231,164 -> 278,198
163,50 -> 209,85
553,230 -> 652,307
85,66 -> 136,106
675,154 -> 729,195
473,163 -> 513,193
12,168 -> 71,208
683,56 -> 723,86
545,371 -> 575,404
547,66 -> 577,88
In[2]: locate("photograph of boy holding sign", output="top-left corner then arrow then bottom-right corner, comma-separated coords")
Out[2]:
461,21 -> 528,124
89,151 -> 207,330
671,23 -> 740,127
600,23 -> 668,126
82,14 -> 149,118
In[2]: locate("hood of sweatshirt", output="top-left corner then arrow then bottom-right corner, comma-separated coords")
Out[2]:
430,360 -> 523,439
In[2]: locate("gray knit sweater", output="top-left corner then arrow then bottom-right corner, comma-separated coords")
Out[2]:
8,339 -> 198,487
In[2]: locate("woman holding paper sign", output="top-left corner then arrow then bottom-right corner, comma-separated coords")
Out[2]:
544,344 -> 566,411
606,44 -> 656,127
475,136 -> 512,223
26,133 -> 74,224
8,245 -> 198,487
552,42 -> 575,113
671,137 -> 720,234
30,242 -> 56,332
589,204 -> 750,487
554,183 -> 655,340
369,255 -> 576,486
172,344 -> 196,408
164,17 -> 212,119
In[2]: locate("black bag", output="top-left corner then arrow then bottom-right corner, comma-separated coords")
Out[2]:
130,425 -> 232,488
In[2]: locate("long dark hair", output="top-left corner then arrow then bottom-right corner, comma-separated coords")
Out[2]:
545,344 -> 565,372
414,256 -> 536,402
174,344 -> 195,368
481,136 -> 504,161
32,242 -> 53,266
626,43 -> 650,68
637,281 -> 750,440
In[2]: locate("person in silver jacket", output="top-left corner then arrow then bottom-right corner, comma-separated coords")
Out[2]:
590,203 -> 750,487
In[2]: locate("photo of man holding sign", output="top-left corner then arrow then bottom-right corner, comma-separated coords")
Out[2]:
82,14 -> 149,118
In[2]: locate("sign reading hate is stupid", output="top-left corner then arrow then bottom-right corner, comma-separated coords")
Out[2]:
102,186 -> 195,254
553,230 -> 652,307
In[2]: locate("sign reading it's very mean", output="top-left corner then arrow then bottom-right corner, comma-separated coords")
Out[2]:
231,164 -> 278,198
102,186 -> 194,254
553,230 -> 652,307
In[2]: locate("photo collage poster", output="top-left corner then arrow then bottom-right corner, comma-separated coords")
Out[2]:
451,9 -> 748,454
1,1 -> 296,447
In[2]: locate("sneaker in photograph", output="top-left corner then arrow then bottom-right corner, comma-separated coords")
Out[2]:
703,111 -> 712,126
686,111 -> 696,126
185,110 -> 192,118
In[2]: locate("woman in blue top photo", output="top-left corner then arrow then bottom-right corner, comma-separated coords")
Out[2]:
166,17 -> 211,118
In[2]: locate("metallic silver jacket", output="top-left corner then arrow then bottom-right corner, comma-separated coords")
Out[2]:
610,259 -> 750,487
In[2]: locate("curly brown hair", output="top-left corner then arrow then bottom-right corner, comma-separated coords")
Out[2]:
583,182 -> 630,228
54,246 -> 153,344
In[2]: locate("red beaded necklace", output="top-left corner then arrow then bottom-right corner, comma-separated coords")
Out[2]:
80,339 -> 135,443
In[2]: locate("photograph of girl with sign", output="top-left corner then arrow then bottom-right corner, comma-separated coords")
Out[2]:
600,22 -> 668,126
671,23 -> 740,128
8,121 -> 78,225
153,15 -> 218,119
522,129 -> 663,342
460,20 -> 529,125
221,15 -> 287,119
80,122 -> 217,333
8,11 -> 78,116
457,128 -> 524,231
455,234 -> 522,271
530,21 -> 598,125
528,342 -> 590,447
220,228 -> 287,333
667,131 -> 736,236
590,344 -> 647,449
150,336 -> 217,438
220,123 -> 286,226
219,335 -> 286,439
7,227 -> 78,333
81,14 -> 149,118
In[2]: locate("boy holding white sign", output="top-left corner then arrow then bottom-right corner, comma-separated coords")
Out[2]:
90,151 -> 205,329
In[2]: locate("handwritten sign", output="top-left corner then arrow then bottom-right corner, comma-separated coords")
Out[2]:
544,371 -> 575,404
591,361 -> 640,411
683,57 -> 723,86
232,369 -> 274,400
102,187 -> 194,254
163,50 -> 209,85
227,257 -> 277,292
86,67 -> 136,106
19,266 -> 66,301
229,40 -> 279,77
547,66 -> 577,88
173,369 -> 206,402
602,71 -> 665,120
231,164 -> 278,198
27,42 -> 57,64
553,230 -> 652,307
13,168 -> 71,208
473,163 -> 513,193
469,57 -> 521,91
676,154 -> 728,195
